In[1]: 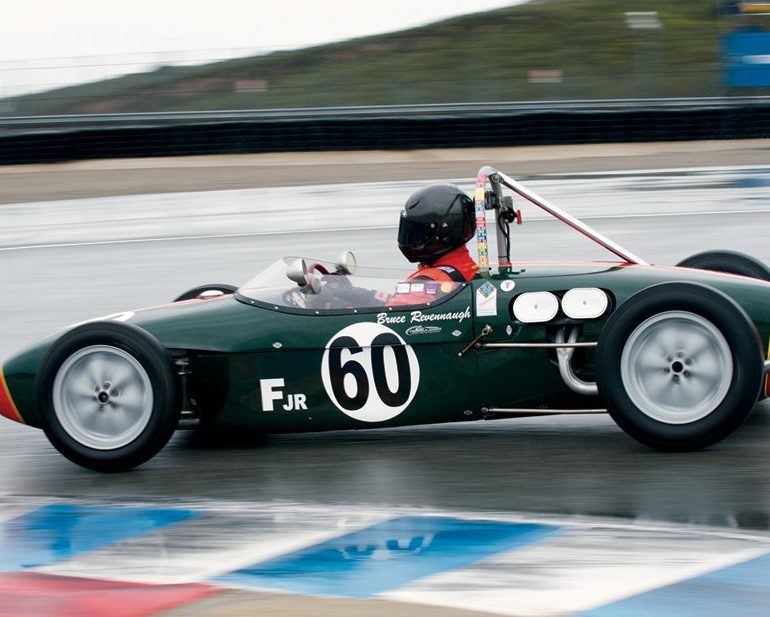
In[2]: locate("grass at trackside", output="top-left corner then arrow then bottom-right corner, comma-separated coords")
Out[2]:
6,0 -> 767,116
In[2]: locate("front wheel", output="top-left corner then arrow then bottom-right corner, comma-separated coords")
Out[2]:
596,282 -> 764,451
37,321 -> 179,472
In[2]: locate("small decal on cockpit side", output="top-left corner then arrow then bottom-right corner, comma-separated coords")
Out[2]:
476,282 -> 498,317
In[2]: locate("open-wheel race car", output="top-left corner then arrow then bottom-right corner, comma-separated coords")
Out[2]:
2,166 -> 770,472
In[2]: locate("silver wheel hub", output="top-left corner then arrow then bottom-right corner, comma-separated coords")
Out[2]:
52,345 -> 153,450
620,311 -> 733,424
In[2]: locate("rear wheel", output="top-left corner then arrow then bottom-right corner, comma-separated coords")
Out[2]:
676,250 -> 770,281
596,282 -> 763,451
38,321 -> 179,472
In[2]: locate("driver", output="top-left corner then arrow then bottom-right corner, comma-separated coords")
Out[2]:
389,184 -> 478,306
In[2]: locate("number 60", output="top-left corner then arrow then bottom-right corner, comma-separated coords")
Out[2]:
322,324 -> 420,422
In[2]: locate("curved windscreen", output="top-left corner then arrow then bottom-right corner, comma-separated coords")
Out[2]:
237,257 -> 464,313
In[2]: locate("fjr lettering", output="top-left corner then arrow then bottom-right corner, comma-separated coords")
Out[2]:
259,378 -> 308,411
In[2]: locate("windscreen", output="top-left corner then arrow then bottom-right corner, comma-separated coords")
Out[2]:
237,257 -> 464,313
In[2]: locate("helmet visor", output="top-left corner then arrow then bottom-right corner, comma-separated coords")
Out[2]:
397,219 -> 436,249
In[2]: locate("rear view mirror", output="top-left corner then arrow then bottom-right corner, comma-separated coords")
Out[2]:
335,251 -> 357,276
286,259 -> 308,285
287,258 -> 322,294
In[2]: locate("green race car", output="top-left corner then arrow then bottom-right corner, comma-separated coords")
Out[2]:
2,167 -> 770,472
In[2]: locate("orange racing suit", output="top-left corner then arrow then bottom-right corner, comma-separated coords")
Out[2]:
387,245 -> 478,307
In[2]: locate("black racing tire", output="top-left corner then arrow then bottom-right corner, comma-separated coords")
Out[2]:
174,284 -> 237,302
676,250 -> 770,281
37,321 -> 179,472
596,282 -> 764,452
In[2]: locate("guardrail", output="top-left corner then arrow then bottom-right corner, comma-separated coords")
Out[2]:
0,97 -> 769,165
3,97 -> 770,130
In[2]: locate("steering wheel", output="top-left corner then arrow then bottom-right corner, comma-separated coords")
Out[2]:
307,262 -> 330,276
287,262 -> 359,309
309,261 -> 354,293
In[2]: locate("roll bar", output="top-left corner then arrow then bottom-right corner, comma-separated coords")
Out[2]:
474,166 -> 648,274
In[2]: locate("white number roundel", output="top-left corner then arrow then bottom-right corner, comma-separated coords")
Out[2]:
321,323 -> 420,422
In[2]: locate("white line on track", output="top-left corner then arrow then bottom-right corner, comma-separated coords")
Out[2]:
0,225 -> 395,252
2,208 -> 769,253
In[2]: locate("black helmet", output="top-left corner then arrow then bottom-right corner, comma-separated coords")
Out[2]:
397,184 -> 475,264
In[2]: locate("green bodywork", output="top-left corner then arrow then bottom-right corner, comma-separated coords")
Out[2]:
4,262 -> 770,432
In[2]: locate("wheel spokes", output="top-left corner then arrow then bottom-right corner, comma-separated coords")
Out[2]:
621,311 -> 733,424
52,345 -> 154,450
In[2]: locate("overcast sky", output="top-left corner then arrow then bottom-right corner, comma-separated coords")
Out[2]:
1,1 -> 526,97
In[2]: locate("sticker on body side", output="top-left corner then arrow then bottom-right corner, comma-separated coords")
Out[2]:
406,325 -> 441,336
476,282 -> 498,317
321,323 -> 420,423
259,378 -> 308,412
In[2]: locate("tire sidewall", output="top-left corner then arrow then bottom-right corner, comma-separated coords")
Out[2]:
676,250 -> 770,281
37,321 -> 178,471
596,282 -> 763,451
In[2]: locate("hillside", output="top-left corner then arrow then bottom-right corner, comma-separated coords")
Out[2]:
5,0 -> 752,116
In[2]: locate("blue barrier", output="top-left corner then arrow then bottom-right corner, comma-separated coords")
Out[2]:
724,32 -> 770,87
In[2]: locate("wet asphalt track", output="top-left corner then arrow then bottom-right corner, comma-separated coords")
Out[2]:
2,165 -> 770,529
